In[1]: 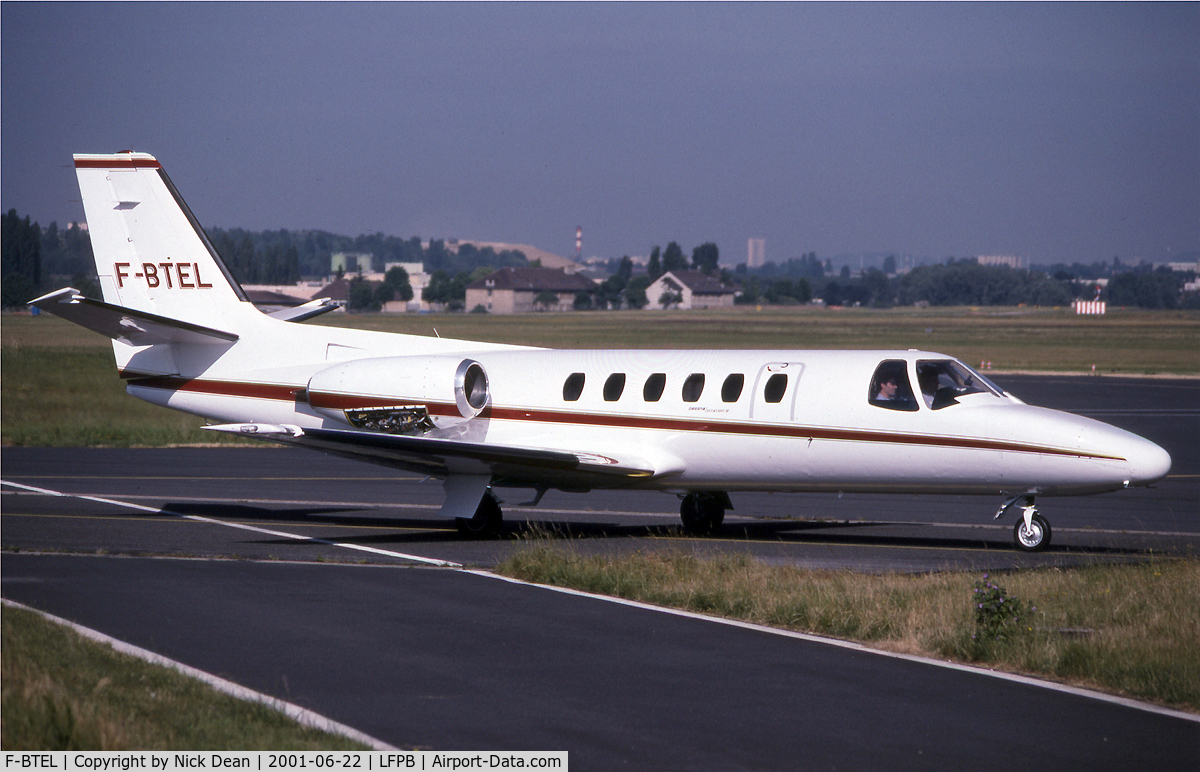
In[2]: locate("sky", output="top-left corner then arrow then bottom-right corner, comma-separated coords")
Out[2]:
3,2 -> 1197,268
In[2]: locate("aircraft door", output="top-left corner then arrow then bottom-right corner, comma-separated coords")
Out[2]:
749,362 -> 805,422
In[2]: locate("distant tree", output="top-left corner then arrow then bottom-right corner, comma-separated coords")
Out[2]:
659,290 -> 683,309
691,242 -> 720,274
734,276 -> 762,305
2,210 -> 41,307
423,269 -> 472,310
573,291 -> 594,310
861,268 -> 891,307
663,241 -> 687,273
617,255 -> 634,281
348,278 -> 379,312
624,275 -> 651,309
647,246 -> 662,280
593,273 -> 628,309
1106,268 -> 1182,309
384,265 -> 414,302
374,282 -> 397,307
762,278 -> 811,305
883,255 -> 897,275
534,290 -> 560,310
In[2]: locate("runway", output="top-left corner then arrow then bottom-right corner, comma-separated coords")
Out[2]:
2,374 -> 1198,766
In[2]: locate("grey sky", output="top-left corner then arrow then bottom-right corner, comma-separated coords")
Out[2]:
3,2 -> 1197,267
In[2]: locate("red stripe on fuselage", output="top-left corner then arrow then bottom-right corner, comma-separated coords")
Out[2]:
75,157 -> 162,169
124,374 -> 300,402
122,375 -> 1127,462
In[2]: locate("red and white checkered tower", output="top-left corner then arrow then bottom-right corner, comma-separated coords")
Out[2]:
576,226 -> 582,260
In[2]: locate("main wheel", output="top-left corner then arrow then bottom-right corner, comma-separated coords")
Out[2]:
1013,512 -> 1051,552
680,494 -> 725,536
456,493 -> 503,538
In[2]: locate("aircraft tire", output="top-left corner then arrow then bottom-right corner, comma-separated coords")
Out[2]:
1013,513 -> 1051,552
456,493 -> 503,539
680,494 -> 725,536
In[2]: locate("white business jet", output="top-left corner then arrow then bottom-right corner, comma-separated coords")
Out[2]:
31,152 -> 1172,551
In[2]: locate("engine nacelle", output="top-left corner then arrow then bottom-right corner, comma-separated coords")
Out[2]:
307,355 -> 489,432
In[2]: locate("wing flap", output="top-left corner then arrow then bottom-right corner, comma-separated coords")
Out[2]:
30,288 -> 239,346
202,424 -> 666,483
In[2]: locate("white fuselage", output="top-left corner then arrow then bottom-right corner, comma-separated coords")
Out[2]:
123,311 -> 1171,500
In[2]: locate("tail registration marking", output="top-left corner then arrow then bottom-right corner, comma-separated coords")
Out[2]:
114,261 -> 213,289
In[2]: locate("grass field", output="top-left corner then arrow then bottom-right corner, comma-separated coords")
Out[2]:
3,307 -> 1197,447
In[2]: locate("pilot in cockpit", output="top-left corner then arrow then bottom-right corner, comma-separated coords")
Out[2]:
868,360 -> 918,411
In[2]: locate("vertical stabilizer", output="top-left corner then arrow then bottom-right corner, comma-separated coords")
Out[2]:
74,152 -> 252,325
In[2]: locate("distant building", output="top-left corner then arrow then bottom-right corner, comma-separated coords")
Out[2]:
331,252 -> 372,274
465,267 -> 595,313
311,278 -> 351,309
645,270 -> 738,310
976,255 -> 1024,269
748,238 -> 766,268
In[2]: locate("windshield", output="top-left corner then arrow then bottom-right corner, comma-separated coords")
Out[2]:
916,360 -> 1004,410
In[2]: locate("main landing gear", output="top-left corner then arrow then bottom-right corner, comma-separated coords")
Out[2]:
996,495 -> 1052,552
679,492 -> 730,536
456,491 -> 503,538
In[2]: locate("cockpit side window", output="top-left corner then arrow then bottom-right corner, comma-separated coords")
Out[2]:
916,360 -> 1003,409
868,360 -> 918,412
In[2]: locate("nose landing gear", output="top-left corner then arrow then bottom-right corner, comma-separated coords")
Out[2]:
996,494 -> 1052,552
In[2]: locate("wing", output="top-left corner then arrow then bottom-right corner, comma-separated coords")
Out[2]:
30,288 -> 238,346
203,423 -> 677,488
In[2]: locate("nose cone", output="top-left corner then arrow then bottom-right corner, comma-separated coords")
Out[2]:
1125,435 -> 1172,487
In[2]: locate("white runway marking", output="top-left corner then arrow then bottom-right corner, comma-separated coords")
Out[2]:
0,480 -> 460,567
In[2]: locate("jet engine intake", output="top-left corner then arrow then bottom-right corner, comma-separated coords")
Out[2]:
455,359 -> 489,419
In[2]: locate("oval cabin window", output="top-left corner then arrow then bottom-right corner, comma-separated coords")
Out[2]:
603,373 -> 626,402
563,373 -> 586,401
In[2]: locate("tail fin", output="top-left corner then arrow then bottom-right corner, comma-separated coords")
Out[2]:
74,152 -> 252,325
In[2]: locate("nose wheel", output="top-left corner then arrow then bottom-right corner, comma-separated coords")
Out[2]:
1014,511 -> 1051,552
998,495 -> 1052,552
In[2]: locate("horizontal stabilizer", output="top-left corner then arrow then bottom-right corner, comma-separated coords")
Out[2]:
29,288 -> 239,346
267,297 -> 340,323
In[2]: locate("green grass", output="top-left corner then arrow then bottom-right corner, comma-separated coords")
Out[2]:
4,307 -> 1197,446
498,545 -> 1200,712
1,605 -> 370,750
1,347 -> 252,447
